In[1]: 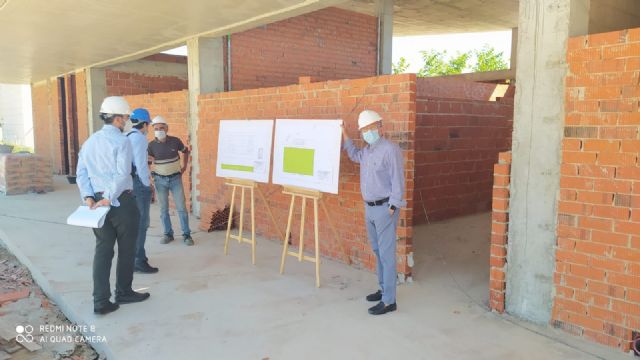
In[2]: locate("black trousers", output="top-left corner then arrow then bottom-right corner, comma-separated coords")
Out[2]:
92,191 -> 140,306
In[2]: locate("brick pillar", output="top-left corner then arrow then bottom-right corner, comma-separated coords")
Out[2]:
490,151 -> 511,313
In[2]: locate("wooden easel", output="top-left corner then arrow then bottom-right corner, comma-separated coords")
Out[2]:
224,178 -> 257,264
279,185 -> 323,287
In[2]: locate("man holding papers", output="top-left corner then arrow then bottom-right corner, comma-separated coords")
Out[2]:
342,110 -> 405,316
76,96 -> 151,315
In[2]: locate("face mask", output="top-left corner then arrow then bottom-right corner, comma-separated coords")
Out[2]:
123,120 -> 133,133
362,129 -> 380,144
155,130 -> 167,140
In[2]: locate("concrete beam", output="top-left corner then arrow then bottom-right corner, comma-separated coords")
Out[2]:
186,37 -> 225,218
506,0 -> 589,323
510,27 -> 518,70
377,0 -> 393,75
435,69 -> 515,83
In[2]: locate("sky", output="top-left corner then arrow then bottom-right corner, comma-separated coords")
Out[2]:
163,30 -> 513,73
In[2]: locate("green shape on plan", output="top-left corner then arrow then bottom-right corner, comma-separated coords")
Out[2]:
221,164 -> 254,172
283,147 -> 314,176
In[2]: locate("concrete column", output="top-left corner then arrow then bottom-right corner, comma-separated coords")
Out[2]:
510,28 -> 518,70
377,0 -> 393,75
86,68 -> 107,135
187,37 -> 224,218
506,0 -> 590,323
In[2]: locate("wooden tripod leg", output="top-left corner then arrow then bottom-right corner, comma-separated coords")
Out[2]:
298,197 -> 306,262
224,186 -> 237,255
280,194 -> 296,274
321,200 -> 351,265
250,186 -> 256,265
238,187 -> 245,243
314,198 -> 320,287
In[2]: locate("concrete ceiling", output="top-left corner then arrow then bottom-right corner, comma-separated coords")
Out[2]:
339,0 -> 519,36
0,0 -> 341,84
1,0 -> 519,84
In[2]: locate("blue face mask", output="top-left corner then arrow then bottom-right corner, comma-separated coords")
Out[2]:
362,129 -> 380,144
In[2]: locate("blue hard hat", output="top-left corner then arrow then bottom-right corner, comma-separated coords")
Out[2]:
130,108 -> 151,123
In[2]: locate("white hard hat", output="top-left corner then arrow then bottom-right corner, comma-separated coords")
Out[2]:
99,96 -> 130,115
151,116 -> 167,125
357,110 -> 382,130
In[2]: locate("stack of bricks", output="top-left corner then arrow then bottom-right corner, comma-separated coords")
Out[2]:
489,151 -> 511,313
0,154 -> 53,195
552,27 -> 640,351
197,74 -> 416,275
414,89 -> 514,223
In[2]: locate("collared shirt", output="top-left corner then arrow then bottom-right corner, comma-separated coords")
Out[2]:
126,128 -> 151,187
343,137 -> 406,209
76,124 -> 134,207
148,135 -> 186,176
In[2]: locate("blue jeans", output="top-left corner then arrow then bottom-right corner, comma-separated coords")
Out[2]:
364,203 -> 399,305
133,176 -> 151,264
153,173 -> 191,238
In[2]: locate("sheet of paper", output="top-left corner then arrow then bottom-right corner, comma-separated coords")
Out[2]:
216,120 -> 274,183
66,206 -> 110,228
272,119 -> 342,194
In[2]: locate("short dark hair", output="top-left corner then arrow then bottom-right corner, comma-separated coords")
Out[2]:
100,113 -> 116,124
133,122 -> 146,130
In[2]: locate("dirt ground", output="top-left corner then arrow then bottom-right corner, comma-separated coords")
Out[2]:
0,244 -> 101,360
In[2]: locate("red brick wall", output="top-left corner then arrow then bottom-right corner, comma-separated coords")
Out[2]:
31,79 -> 63,174
106,69 -> 188,96
198,74 -> 416,275
226,7 -> 377,91
490,151 -> 511,313
553,28 -> 640,352
414,80 -> 514,223
123,91 -> 192,210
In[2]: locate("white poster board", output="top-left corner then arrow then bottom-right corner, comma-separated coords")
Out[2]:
272,119 -> 342,194
216,120 -> 274,183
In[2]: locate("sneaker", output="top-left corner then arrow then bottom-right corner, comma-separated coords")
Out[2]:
160,234 -> 174,244
94,301 -> 119,315
183,235 -> 194,246
366,290 -> 382,302
115,290 -> 151,304
368,301 -> 397,315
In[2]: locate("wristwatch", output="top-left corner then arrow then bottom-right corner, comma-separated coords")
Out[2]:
84,196 -> 96,202
388,204 -> 397,211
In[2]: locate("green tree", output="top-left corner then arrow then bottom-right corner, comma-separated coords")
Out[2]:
418,50 -> 470,77
473,45 -> 509,72
392,57 -> 410,74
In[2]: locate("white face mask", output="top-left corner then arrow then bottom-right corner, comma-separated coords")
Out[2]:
154,130 -> 167,140
123,120 -> 133,133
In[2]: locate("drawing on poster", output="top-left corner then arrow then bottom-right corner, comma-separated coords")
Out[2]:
216,120 -> 274,183
272,119 -> 342,194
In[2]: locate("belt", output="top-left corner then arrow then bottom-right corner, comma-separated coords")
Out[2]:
94,190 -> 132,198
365,197 -> 389,206
151,172 -> 181,178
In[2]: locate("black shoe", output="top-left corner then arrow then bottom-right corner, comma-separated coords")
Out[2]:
94,301 -> 119,315
366,290 -> 382,302
115,290 -> 151,304
368,301 -> 397,315
135,261 -> 159,274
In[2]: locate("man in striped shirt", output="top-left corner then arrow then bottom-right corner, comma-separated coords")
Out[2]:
148,116 -> 193,246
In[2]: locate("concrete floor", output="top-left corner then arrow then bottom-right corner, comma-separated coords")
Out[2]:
0,177 -> 629,360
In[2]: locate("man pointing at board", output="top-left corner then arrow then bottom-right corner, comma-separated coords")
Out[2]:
342,110 -> 406,315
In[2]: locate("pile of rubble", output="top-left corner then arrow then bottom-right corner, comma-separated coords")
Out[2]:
0,245 -> 100,360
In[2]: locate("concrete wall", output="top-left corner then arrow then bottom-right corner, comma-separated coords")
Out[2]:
197,74 -> 416,276
588,0 -> 640,35
552,27 -> 640,352
225,7 -> 378,91
0,84 -> 33,147
414,79 -> 514,223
